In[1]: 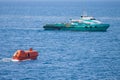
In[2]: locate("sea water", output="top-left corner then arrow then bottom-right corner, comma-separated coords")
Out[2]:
0,1 -> 120,80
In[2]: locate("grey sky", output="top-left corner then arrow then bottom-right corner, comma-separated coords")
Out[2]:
0,0 -> 119,1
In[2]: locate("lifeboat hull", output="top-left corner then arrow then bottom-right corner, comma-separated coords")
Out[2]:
12,48 -> 38,61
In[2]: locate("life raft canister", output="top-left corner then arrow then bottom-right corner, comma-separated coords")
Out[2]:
12,48 -> 38,61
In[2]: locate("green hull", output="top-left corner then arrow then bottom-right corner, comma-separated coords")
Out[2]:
43,23 -> 110,31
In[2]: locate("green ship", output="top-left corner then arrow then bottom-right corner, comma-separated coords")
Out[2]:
43,16 -> 110,31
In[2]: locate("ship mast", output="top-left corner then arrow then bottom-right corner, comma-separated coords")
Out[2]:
82,11 -> 87,17
81,1 -> 87,17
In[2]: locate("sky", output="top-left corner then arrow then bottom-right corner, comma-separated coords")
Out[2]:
0,0 -> 119,2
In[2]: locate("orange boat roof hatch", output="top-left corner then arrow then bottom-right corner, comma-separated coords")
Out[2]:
29,48 -> 33,51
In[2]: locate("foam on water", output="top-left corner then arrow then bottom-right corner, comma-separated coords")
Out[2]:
0,58 -> 12,62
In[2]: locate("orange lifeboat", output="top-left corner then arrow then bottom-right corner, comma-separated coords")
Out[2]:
12,48 -> 38,61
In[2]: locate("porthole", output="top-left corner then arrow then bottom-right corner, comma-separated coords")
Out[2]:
90,26 -> 92,28
95,26 -> 97,28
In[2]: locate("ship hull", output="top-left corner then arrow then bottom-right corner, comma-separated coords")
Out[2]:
43,24 -> 110,31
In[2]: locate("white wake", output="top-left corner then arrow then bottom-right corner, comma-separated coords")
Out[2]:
0,58 -> 12,62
